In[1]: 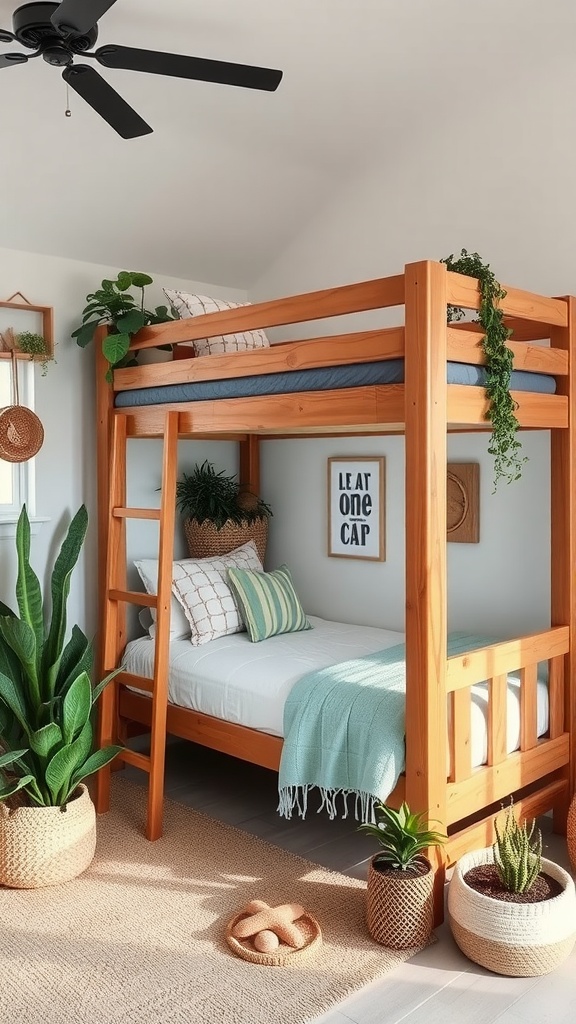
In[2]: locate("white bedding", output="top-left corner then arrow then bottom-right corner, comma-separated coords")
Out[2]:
122,615 -> 549,769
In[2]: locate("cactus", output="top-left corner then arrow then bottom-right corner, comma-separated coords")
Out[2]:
492,802 -> 542,894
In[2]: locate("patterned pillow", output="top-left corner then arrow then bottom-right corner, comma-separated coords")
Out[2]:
227,565 -> 311,643
171,541 -> 263,646
134,558 -> 191,641
163,290 -> 270,357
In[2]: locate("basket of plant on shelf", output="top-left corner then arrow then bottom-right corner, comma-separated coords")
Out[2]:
176,461 -> 272,563
448,801 -> 576,976
358,801 -> 446,950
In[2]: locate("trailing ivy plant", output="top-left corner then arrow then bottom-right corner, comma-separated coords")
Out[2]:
71,271 -> 174,380
16,331 -> 51,376
441,250 -> 526,490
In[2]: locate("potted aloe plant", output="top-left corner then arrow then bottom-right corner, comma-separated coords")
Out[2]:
176,460 -> 272,563
0,505 -> 121,888
448,802 -> 576,976
358,801 -> 446,949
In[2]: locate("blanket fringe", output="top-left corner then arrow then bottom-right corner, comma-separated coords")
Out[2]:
277,785 -> 377,823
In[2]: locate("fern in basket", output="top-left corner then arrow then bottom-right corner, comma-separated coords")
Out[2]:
176,460 -> 273,531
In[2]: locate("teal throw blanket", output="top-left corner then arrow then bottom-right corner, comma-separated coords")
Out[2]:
278,631 -> 495,821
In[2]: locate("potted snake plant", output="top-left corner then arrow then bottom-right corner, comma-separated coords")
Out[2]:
0,505 -> 121,888
448,803 -> 576,976
358,801 -> 446,949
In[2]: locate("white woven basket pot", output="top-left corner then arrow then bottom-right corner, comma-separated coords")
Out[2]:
0,784 -> 96,889
448,847 -> 576,976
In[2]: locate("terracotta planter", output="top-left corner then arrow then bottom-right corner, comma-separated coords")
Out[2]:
0,784 -> 96,889
448,847 -> 576,976
184,516 -> 268,564
366,856 -> 434,949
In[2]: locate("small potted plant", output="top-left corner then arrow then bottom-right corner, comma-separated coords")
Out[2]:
0,505 -> 122,888
448,802 -> 576,976
71,270 -> 174,377
358,801 -> 446,949
176,460 -> 272,563
16,331 -> 51,376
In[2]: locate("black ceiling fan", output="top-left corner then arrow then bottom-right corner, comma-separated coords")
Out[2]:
0,1 -> 283,138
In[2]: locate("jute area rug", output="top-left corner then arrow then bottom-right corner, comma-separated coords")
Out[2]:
0,780 -> 423,1024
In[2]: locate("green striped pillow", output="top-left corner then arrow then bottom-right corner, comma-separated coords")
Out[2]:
227,565 -> 312,643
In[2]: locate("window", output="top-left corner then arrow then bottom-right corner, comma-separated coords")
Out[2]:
0,359 -> 41,530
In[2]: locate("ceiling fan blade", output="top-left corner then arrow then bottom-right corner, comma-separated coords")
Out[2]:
96,45 -> 283,92
52,0 -> 118,35
63,65 -> 153,139
0,52 -> 28,69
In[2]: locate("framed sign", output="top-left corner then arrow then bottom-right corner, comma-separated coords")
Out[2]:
327,457 -> 385,561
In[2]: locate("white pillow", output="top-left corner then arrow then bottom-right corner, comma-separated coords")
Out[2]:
171,541 -> 263,646
163,289 -> 270,357
134,558 -> 191,641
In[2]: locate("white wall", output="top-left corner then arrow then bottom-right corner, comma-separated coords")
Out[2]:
0,245 -> 246,636
250,124 -> 562,635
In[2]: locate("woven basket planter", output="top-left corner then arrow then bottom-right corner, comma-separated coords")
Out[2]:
366,856 -> 434,949
567,795 -> 576,872
0,784 -> 96,889
448,848 -> 576,976
184,516 -> 268,564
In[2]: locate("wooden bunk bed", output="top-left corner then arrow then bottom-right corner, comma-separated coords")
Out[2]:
94,260 -> 576,920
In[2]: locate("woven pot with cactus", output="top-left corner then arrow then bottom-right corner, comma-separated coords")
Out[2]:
358,801 -> 446,949
448,802 -> 576,976
176,460 -> 272,563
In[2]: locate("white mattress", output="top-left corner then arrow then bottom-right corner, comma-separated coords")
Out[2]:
123,616 -> 549,769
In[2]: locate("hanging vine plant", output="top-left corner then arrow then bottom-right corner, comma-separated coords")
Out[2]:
441,249 -> 526,490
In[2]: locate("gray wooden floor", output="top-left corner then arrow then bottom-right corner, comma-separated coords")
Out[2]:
122,740 -> 576,1024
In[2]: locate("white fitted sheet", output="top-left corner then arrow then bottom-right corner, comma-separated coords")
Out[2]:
122,616 -> 549,769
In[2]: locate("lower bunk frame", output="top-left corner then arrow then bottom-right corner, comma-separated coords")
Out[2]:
114,621 -> 571,922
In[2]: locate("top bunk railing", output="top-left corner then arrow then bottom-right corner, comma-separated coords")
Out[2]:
107,262 -> 571,434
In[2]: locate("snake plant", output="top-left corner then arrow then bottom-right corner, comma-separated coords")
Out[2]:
0,504 -> 121,807
493,802 -> 542,894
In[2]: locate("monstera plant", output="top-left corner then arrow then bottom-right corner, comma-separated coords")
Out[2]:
0,505 -> 122,888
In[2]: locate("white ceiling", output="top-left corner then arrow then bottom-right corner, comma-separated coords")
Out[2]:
1,0 -> 575,288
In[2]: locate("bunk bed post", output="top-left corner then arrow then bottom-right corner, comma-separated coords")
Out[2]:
239,434 -> 261,499
94,328 -> 125,815
403,261 -> 449,923
551,295 -> 576,829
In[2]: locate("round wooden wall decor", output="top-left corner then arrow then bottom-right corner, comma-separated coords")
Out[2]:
447,472 -> 468,534
446,463 -> 479,543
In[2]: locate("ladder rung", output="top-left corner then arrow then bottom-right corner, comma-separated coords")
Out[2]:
113,507 -> 162,520
116,670 -> 154,694
120,748 -> 151,773
108,589 -> 157,608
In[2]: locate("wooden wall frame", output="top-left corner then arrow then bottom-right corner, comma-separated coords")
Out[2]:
447,462 -> 479,543
327,456 -> 386,560
0,294 -> 54,361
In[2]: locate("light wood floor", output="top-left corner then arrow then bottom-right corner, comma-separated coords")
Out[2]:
121,740 -> 576,1024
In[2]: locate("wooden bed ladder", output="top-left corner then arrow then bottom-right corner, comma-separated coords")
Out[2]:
95,409 -> 179,840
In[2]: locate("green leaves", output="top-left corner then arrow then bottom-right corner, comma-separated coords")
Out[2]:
358,801 -> 446,871
441,250 -> 525,490
175,460 -> 273,530
0,506 -> 124,808
493,802 -> 542,894
70,270 -> 174,375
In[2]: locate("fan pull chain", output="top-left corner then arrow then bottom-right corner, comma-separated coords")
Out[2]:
65,80 -> 71,118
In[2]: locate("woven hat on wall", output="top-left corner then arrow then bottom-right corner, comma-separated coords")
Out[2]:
0,352 -> 44,463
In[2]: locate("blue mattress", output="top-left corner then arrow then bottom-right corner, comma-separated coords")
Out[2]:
115,359 -> 557,408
